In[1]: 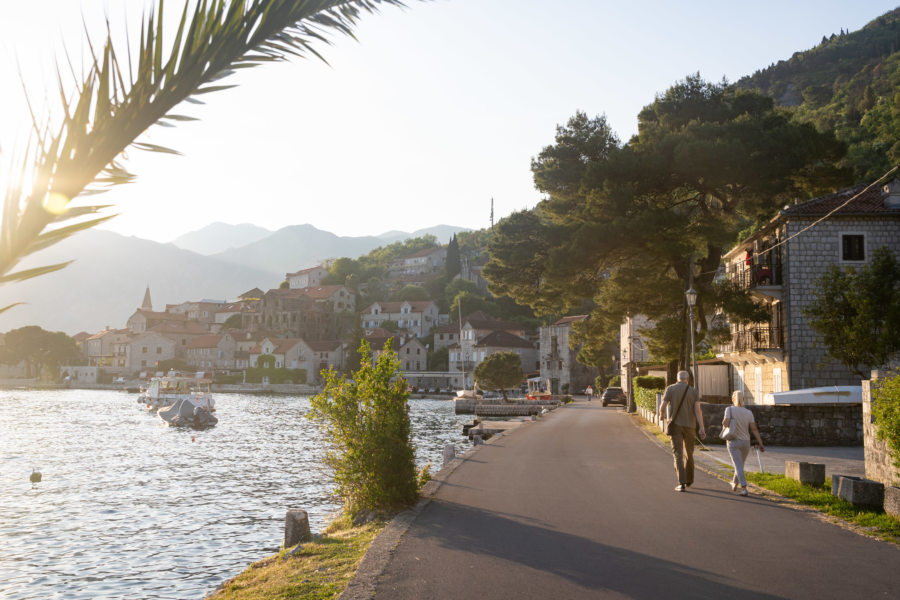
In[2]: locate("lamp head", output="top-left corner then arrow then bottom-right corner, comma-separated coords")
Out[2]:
685,286 -> 698,307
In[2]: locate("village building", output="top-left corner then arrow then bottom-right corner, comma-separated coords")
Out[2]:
185,333 -> 237,371
388,247 -> 447,277
399,337 -> 428,372
475,330 -> 538,374
306,340 -> 346,377
717,178 -> 900,403
165,299 -> 226,327
360,300 -> 439,338
256,288 -> 336,340
293,285 -> 356,313
286,265 -> 328,289
432,323 -> 460,351
127,331 -> 176,373
539,315 -> 599,395
249,337 -> 305,369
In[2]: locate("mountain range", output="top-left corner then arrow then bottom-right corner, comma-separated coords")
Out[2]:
0,223 -> 469,335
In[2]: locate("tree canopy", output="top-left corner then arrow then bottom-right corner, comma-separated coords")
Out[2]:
474,351 -> 523,400
484,75 -> 850,364
805,246 -> 900,376
0,326 -> 83,379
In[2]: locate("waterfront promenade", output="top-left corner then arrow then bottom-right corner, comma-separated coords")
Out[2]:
347,400 -> 899,599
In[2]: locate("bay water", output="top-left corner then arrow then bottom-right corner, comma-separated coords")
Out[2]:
0,389 -> 466,599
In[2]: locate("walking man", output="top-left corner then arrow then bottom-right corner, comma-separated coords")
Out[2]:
658,371 -> 705,491
585,385 -> 593,402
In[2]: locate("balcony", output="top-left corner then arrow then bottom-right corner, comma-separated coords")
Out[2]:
718,325 -> 784,363
730,253 -> 783,301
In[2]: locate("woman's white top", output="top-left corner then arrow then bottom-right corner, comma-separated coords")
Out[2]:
724,405 -> 754,442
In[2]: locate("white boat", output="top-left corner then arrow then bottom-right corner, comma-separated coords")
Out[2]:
137,374 -> 216,414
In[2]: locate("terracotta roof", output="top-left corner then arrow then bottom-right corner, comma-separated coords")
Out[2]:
239,288 -> 265,300
251,338 -> 303,355
72,332 -> 91,342
475,331 -> 534,349
186,335 -> 223,349
553,315 -> 587,326
781,180 -> 900,217
307,340 -> 343,352
294,285 -> 351,300
286,265 -> 327,278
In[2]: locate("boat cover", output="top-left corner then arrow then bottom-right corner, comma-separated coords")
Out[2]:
158,398 -> 218,428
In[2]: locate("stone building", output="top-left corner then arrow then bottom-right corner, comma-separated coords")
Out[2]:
256,288 -> 336,341
718,179 -> 900,403
539,315 -> 599,395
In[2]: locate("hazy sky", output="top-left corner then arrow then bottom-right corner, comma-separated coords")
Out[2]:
1,1 -> 896,243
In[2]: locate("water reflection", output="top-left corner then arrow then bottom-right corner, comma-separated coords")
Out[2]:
0,390 -> 464,599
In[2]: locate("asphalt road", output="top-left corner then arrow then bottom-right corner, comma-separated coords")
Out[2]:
373,401 -> 900,599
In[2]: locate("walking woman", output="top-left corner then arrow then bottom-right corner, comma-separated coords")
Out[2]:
723,391 -> 765,496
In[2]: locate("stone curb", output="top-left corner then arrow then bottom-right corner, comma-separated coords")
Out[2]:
339,407 -> 558,599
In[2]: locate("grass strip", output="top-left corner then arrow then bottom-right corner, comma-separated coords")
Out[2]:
745,472 -> 900,543
207,520 -> 385,600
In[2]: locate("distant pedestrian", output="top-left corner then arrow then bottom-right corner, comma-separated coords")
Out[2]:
585,385 -> 593,402
658,371 -> 705,492
722,391 -> 765,497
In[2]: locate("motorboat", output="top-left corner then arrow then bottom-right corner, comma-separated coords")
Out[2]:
137,374 -> 216,414
526,377 -> 552,401
158,397 -> 218,429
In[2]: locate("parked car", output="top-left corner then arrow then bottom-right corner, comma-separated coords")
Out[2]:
601,387 -> 626,407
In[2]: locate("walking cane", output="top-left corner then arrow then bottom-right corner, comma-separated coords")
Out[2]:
756,447 -> 765,473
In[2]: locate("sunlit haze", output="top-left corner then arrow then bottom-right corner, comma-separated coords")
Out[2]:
1,0 -> 896,242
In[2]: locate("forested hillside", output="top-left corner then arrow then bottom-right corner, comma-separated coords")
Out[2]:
736,7 -> 900,182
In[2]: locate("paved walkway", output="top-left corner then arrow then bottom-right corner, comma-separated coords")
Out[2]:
346,400 -> 898,600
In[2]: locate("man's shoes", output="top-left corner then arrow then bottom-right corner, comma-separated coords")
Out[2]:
675,484 -> 686,492
731,482 -> 739,491
739,488 -> 749,497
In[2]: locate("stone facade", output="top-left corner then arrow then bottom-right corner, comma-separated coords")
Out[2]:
542,315 -> 599,394
699,403 -> 862,446
783,217 -> 900,389
863,378 -> 899,486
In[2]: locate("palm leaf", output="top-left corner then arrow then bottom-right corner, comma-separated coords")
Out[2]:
0,0 -> 413,290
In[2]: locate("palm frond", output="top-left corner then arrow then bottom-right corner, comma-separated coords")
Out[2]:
0,0 -> 412,288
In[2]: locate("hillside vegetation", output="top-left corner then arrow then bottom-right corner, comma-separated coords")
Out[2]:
736,7 -> 900,182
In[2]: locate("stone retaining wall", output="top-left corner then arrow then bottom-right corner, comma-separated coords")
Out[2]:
638,402 -> 862,446
863,379 -> 899,486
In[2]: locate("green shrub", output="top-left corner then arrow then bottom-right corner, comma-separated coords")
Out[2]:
872,371 -> 900,481
634,375 -> 665,390
634,386 -> 658,412
608,374 -> 621,387
214,373 -> 243,384
308,340 -> 418,518
561,395 -> 573,404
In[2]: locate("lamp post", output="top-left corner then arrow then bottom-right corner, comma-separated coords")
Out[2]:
685,286 -> 699,396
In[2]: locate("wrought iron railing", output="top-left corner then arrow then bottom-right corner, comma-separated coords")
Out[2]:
727,325 -> 784,352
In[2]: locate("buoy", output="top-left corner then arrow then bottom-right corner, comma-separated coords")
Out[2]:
30,469 -> 42,483
191,436 -> 195,442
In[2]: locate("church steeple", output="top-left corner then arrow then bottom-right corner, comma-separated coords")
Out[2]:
141,285 -> 153,311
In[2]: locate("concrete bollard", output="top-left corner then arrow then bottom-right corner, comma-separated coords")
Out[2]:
832,475 -> 884,509
284,509 -> 312,549
785,461 -> 825,486
442,444 -> 456,469
884,486 -> 900,519
472,434 -> 483,445
530,415 -> 536,421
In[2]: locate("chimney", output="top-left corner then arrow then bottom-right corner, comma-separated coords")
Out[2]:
884,178 -> 900,209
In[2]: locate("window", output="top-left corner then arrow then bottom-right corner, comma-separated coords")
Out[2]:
156,346 -> 161,354
773,368 -> 783,394
142,346 -> 148,353
841,234 -> 865,261
141,360 -> 146,367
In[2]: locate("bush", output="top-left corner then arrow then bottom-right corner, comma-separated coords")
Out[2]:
634,387 -> 658,412
634,375 -> 665,390
307,340 -> 418,518
607,374 -> 621,387
214,373 -> 243,384
872,371 -> 900,481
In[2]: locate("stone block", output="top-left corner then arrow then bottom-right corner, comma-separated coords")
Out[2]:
284,509 -> 312,549
442,444 -> 456,469
885,486 -> 900,520
833,475 -> 884,510
472,434 -> 483,445
785,461 -> 825,486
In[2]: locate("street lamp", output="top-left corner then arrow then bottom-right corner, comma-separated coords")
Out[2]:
685,286 -> 699,396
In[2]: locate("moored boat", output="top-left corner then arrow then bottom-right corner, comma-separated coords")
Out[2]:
525,377 -> 552,402
137,374 -> 215,414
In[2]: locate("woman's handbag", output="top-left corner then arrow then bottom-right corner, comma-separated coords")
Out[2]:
719,406 -> 738,441
665,386 -> 690,436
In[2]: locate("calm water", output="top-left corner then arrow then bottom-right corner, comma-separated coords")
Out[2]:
0,389 -> 466,600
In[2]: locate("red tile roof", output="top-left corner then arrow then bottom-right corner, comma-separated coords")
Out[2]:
186,335 -> 223,349
475,331 -> 534,349
361,300 -> 436,314
286,265 -> 327,278
307,340 -> 343,352
781,181 -> 900,217
251,338 -> 303,355
294,285 -> 351,300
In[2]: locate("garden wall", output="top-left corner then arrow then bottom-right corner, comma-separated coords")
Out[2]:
863,378 -> 898,486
